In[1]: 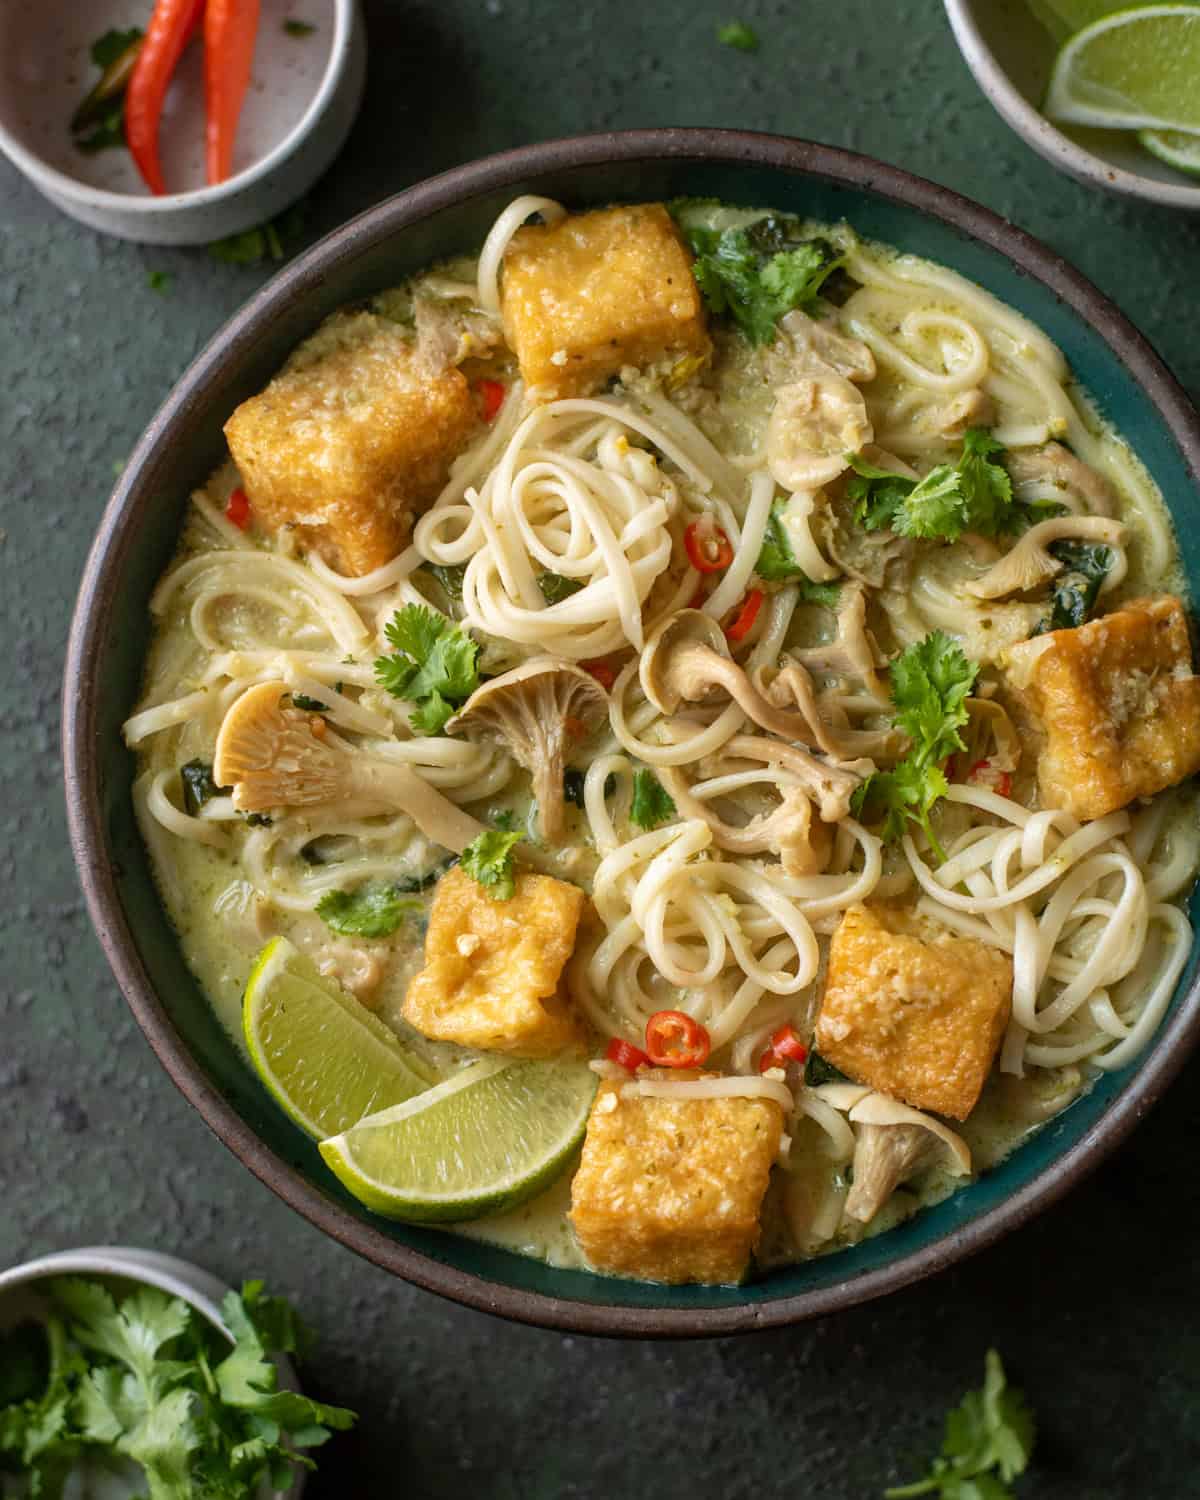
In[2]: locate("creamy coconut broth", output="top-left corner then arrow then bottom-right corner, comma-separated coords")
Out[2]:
126,198 -> 1200,1283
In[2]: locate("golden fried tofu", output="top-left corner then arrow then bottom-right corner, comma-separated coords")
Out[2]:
815,905 -> 1012,1121
402,865 -> 585,1057
225,312 -> 475,577
569,1070 -> 783,1285
1006,595 -> 1200,822
500,204 -> 709,401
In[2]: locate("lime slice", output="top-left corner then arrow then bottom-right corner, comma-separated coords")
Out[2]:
320,1058 -> 597,1222
243,937 -> 435,1140
1027,0 -> 1126,43
1139,125 -> 1200,173
1045,5 -> 1200,133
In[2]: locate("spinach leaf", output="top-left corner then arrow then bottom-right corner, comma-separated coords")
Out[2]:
1034,541 -> 1113,634
180,760 -> 229,817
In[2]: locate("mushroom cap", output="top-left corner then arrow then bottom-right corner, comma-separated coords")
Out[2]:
963,515 -> 1126,600
639,609 -> 730,714
766,375 -> 873,491
214,681 -> 345,811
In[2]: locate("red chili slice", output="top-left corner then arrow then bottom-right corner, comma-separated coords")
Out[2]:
725,589 -> 764,643
225,486 -> 251,529
644,1010 -> 711,1068
759,1023 -> 808,1073
684,520 -> 734,574
581,659 -> 616,692
476,378 -> 506,422
605,1037 -> 650,1072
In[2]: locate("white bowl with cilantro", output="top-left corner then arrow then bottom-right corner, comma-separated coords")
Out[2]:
0,0 -> 366,245
0,1247 -> 356,1497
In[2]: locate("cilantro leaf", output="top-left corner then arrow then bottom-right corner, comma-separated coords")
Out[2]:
147,269 -> 172,295
1033,540 -> 1113,634
884,1350 -> 1034,1499
853,632 -> 978,861
629,769 -> 677,830
283,18 -> 317,36
683,219 -> 843,345
717,19 -> 759,49
374,604 -> 480,734
209,201 -> 309,266
316,882 -> 421,938
71,28 -> 143,152
755,499 -> 843,606
537,571 -> 585,604
849,431 -> 1018,542
460,829 -> 523,900
290,693 -> 327,712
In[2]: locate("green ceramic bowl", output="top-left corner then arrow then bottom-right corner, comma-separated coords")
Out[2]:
63,130 -> 1200,1336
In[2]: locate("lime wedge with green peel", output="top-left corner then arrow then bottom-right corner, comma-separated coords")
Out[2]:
243,937 -> 436,1140
1139,126 -> 1200,173
1045,6 -> 1200,133
1027,0 -> 1127,44
320,1057 -> 597,1222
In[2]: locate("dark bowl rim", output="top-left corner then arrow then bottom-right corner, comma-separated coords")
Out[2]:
63,126 -> 1200,1339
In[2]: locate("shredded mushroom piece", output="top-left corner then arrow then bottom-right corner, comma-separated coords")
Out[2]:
756,658 -> 906,764
656,765 -> 834,875
446,658 -> 608,841
718,734 -> 862,824
766,375 -> 874,490
213,682 -> 484,852
1007,441 -> 1119,517
842,1091 -> 971,1223
788,581 -> 892,701
963,516 -> 1127,600
779,309 -> 876,382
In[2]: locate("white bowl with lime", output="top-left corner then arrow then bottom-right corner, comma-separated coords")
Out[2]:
945,0 -> 1200,209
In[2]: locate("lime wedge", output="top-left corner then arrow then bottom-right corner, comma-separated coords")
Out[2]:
320,1058 -> 597,1222
1045,5 -> 1200,133
1027,0 -> 1126,44
1139,125 -> 1200,173
243,937 -> 435,1140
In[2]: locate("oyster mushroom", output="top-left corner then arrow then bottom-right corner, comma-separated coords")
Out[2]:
1007,442 -> 1118,517
962,515 -> 1127,600
756,658 -> 907,764
766,374 -> 873,491
213,682 -> 483,852
788,581 -> 891,701
839,1091 -> 971,1224
656,765 -> 834,876
915,387 -> 996,439
719,734 -> 863,824
779,309 -> 876,383
445,658 -> 607,842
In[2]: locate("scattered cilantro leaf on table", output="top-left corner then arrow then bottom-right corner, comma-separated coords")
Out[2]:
717,20 -> 760,50
147,269 -> 172,295
209,201 -> 309,265
884,1350 -> 1035,1498
316,882 -> 421,938
848,430 -> 1019,541
374,603 -> 480,734
629,769 -> 677,830
283,18 -> 318,37
852,631 -> 978,861
461,829 -> 523,900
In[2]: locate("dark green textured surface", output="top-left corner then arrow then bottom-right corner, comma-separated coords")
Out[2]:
3,2 -> 1200,1494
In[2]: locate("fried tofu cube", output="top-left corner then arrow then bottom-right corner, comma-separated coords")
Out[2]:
402,866 -> 585,1057
569,1070 -> 783,1284
1006,595 -> 1200,821
224,312 -> 475,577
500,204 -> 709,400
815,905 -> 1012,1121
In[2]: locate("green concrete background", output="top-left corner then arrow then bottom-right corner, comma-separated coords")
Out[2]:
3,1 -> 1200,1494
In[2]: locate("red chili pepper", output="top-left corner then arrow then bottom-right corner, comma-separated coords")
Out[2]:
605,1037 -> 650,1072
644,1010 -> 711,1068
204,0 -> 261,185
581,659 -> 616,692
725,589 -> 764,643
124,0 -> 206,195
759,1023 -> 809,1073
225,486 -> 251,530
689,585 -> 707,609
683,520 -> 734,574
476,379 -> 506,422
969,758 -> 991,779
995,772 -> 1013,798
967,758 -> 1013,799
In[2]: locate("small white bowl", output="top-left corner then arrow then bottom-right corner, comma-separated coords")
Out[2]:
0,1246 -> 307,1497
944,0 -> 1200,211
0,0 -> 365,244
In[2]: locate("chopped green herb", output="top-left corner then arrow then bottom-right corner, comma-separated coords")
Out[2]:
243,812 -> 273,828
180,759 -> 229,817
0,1277 -> 354,1497
146,269 -> 172,295
681,216 -> 843,346
852,632 -> 979,861
71,27 -> 143,153
460,829 -> 523,901
316,882 -> 422,938
492,809 -> 519,831
290,692 -> 327,712
884,1349 -> 1035,1498
537,571 -> 585,604
423,561 -> 467,605
804,1051 -> 850,1087
283,18 -> 318,36
374,604 -> 480,734
1033,541 -> 1113,634
629,769 -> 677,830
717,19 -> 760,49
755,499 -> 843,606
848,431 -> 1020,542
209,201 -> 309,266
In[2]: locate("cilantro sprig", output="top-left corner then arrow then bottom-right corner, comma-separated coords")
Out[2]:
316,881 -> 422,938
0,1277 -> 355,1497
682,216 -> 844,346
460,829 -> 523,901
884,1350 -> 1035,1499
374,604 -> 481,734
629,769 -> 677,830
848,430 -> 1019,542
852,631 -> 979,861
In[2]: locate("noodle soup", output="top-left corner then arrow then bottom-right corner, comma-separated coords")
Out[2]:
125,197 -> 1200,1284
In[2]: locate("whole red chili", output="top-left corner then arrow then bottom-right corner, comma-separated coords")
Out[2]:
124,0 -> 206,195
725,589 -> 764,643
475,378 -> 507,422
225,486 -> 251,530
644,1010 -> 711,1068
205,0 -> 262,185
683,520 -> 734,574
605,1037 -> 650,1072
